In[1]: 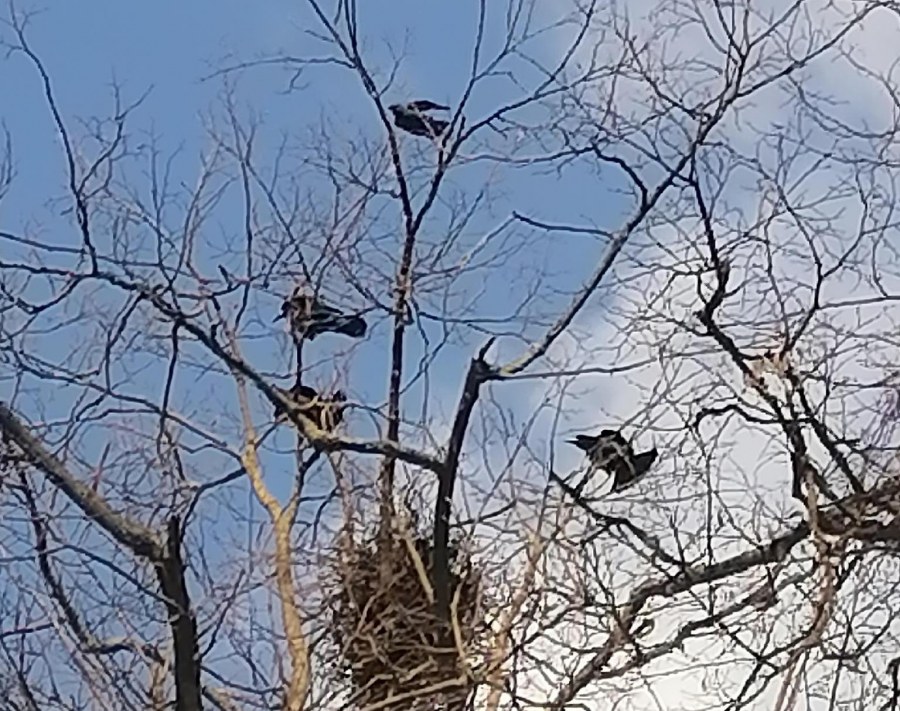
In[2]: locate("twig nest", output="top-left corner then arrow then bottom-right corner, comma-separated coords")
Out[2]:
325,504 -> 484,710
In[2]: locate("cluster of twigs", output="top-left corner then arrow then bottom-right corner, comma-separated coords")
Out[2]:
325,504 -> 484,710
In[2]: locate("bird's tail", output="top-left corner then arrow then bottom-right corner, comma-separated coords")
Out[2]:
335,315 -> 367,338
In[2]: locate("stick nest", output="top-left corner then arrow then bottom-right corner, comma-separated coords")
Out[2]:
325,506 -> 485,710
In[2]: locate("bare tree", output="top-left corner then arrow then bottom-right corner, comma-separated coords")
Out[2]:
2,0 -> 900,710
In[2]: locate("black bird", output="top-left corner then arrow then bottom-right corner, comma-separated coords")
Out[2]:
388,101 -> 450,138
275,288 -> 367,341
274,384 -> 347,433
567,429 -> 658,493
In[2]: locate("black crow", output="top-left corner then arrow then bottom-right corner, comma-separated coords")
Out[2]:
274,384 -> 347,433
388,101 -> 450,138
275,288 -> 367,341
567,429 -> 658,493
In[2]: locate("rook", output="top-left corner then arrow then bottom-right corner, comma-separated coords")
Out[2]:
274,384 -> 347,434
275,287 -> 367,341
567,428 -> 658,493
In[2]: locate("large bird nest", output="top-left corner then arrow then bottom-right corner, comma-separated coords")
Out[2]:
325,504 -> 485,710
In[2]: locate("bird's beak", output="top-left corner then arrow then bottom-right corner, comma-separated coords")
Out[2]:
565,438 -> 580,446
272,312 -> 284,323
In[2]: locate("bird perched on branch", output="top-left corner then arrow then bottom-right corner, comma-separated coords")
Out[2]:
275,287 -> 367,341
274,384 -> 347,433
567,429 -> 658,493
388,100 -> 450,138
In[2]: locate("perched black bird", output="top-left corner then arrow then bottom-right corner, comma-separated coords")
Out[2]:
567,429 -> 658,493
274,384 -> 347,432
388,101 -> 450,138
275,288 -> 367,341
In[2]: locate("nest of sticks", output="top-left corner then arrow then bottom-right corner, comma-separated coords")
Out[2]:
326,504 -> 484,710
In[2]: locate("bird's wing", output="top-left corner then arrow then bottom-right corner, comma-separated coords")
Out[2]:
610,462 -> 637,492
610,450 -> 656,492
392,113 -> 432,136
409,100 -> 450,111
310,301 -> 343,319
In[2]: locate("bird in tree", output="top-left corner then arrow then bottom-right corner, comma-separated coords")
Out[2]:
388,100 -> 450,138
567,429 -> 658,493
275,287 -> 367,341
274,384 -> 347,433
